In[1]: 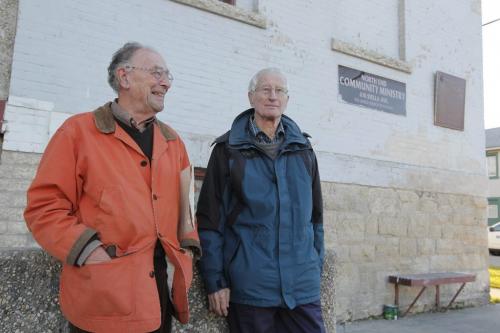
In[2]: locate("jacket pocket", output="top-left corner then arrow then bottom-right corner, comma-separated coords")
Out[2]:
95,186 -> 138,244
97,186 -> 125,215
61,256 -> 133,318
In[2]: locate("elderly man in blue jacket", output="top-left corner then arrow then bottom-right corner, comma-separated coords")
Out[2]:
196,68 -> 325,333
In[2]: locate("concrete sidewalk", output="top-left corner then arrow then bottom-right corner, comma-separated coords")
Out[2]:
336,304 -> 500,333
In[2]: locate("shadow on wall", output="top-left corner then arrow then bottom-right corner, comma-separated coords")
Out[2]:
0,248 -> 336,332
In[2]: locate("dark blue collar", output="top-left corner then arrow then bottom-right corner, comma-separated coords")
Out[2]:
228,109 -> 310,150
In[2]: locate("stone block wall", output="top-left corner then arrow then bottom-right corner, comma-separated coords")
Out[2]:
0,151 -> 39,248
0,248 -> 336,332
323,182 -> 490,322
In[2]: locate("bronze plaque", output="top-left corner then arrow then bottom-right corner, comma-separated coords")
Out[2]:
434,71 -> 466,131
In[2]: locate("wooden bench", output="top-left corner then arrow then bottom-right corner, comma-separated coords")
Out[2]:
388,272 -> 476,317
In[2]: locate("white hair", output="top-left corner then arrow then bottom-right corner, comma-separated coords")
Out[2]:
248,67 -> 289,92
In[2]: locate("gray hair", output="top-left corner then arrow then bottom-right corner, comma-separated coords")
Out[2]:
248,67 -> 289,92
107,42 -> 155,93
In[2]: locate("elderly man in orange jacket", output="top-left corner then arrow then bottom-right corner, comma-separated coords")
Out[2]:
24,42 -> 200,333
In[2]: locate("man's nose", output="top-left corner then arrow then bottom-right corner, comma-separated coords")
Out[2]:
158,77 -> 171,89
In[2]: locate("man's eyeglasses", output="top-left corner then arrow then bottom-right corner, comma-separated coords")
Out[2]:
254,86 -> 288,97
125,65 -> 174,82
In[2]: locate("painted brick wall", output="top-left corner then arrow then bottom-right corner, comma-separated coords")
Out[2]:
3,0 -> 486,195
332,0 -> 400,59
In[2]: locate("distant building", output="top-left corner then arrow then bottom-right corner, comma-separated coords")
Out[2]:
486,127 -> 500,226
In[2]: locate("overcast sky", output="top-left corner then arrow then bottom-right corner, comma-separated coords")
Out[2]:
483,0 -> 500,129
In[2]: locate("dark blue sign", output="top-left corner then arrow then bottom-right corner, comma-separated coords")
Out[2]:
338,65 -> 406,116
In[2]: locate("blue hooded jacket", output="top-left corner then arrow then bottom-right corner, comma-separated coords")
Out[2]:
197,109 -> 324,309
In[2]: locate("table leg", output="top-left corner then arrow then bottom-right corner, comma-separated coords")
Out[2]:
446,283 -> 466,310
395,283 -> 399,306
435,285 -> 440,310
403,286 -> 427,317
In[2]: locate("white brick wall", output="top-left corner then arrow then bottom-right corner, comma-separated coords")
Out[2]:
331,0 -> 400,59
4,0 -> 486,196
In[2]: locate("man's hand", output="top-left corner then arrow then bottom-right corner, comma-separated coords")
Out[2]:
208,288 -> 230,317
85,246 -> 112,265
183,248 -> 194,259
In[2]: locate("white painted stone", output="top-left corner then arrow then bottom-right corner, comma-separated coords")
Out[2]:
48,111 -> 72,138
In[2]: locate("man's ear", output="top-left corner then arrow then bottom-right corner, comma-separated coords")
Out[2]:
117,68 -> 130,89
248,91 -> 254,107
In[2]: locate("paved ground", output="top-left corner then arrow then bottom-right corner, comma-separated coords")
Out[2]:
490,253 -> 500,267
336,304 -> 500,333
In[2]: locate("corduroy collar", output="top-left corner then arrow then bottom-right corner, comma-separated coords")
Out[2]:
93,102 -> 177,141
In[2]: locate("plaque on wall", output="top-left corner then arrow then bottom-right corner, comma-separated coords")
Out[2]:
338,65 -> 406,115
434,71 -> 466,131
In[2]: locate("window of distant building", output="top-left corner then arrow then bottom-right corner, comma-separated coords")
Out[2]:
488,198 -> 500,226
487,151 -> 499,179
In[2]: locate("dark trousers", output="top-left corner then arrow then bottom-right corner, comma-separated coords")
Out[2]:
70,242 -> 173,333
227,301 -> 326,333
